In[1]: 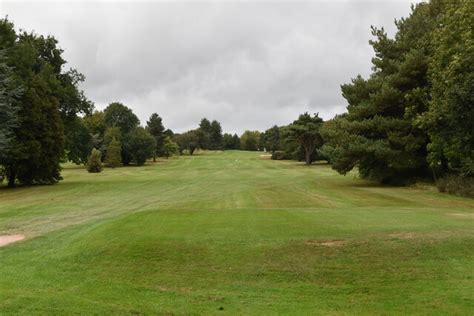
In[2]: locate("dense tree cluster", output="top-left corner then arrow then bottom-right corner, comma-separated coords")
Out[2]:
0,18 -> 82,187
259,114 -> 326,164
0,18 -> 179,187
85,104 -> 178,167
240,130 -> 261,151
222,133 -> 240,150
174,130 -> 200,155
421,1 -> 474,178
1,0 -> 472,198
174,117 -> 234,154
321,0 -> 473,194
196,118 -> 224,150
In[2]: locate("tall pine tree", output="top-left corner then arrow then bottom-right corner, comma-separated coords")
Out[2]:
323,2 -> 446,184
146,113 -> 165,161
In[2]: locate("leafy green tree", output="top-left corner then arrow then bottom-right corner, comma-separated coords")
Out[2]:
87,148 -> 103,173
59,69 -> 94,164
285,113 -> 323,165
123,127 -> 156,166
0,18 -> 99,185
84,111 -> 107,153
0,50 -> 21,155
174,130 -> 199,155
240,130 -> 260,151
420,0 -> 474,178
0,20 -> 65,187
104,102 -> 139,135
146,113 -> 165,161
64,117 -> 92,165
105,137 -> 122,168
163,136 -> 179,159
84,111 -> 107,137
15,29 -> 94,165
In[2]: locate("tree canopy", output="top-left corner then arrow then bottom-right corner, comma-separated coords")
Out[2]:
240,131 -> 260,151
146,113 -> 165,160
0,18 -> 65,186
322,2 -> 446,183
419,0 -> 474,178
285,113 -> 324,165
104,102 -> 140,135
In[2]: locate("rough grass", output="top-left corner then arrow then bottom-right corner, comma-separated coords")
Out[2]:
1,150 -> 473,314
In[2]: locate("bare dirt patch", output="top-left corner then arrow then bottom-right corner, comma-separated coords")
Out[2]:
305,239 -> 347,247
259,154 -> 272,160
0,234 -> 25,247
448,213 -> 474,219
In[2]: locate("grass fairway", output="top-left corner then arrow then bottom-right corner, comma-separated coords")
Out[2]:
1,151 -> 473,314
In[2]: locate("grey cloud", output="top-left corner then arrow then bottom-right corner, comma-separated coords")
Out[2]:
2,1 -> 416,134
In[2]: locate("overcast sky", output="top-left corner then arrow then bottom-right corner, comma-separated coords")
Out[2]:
1,1 -> 417,134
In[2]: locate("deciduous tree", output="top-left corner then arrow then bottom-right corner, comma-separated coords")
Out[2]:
104,102 -> 139,135
420,0 -> 474,178
240,130 -> 260,151
163,136 -> 179,159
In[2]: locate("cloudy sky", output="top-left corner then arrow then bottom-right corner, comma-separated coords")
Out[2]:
2,1 -> 417,134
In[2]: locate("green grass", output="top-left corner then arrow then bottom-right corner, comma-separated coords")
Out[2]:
1,150 -> 473,314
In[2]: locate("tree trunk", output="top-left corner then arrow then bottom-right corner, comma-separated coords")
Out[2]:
153,155 -> 156,162
7,169 -> 16,188
304,147 -> 311,165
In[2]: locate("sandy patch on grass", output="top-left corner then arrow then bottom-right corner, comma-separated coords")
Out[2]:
448,213 -> 474,219
0,234 -> 25,247
305,239 -> 347,247
259,154 -> 272,159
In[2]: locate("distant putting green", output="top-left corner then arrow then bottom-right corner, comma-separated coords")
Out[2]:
1,151 -> 473,314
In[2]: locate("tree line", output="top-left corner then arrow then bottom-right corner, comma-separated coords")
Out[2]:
248,0 -> 474,196
1,0 -> 472,196
322,0 -> 473,196
0,17 -> 236,186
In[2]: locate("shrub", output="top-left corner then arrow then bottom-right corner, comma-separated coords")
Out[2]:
437,175 -> 474,198
271,151 -> 286,160
105,137 -> 122,168
87,148 -> 103,173
163,136 -> 179,159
